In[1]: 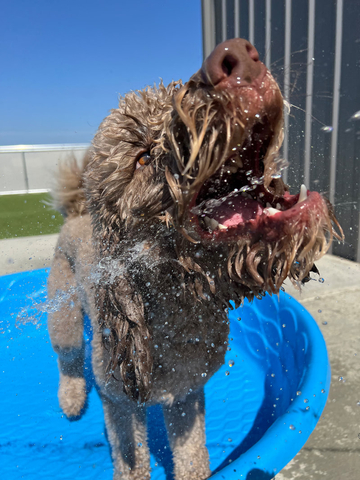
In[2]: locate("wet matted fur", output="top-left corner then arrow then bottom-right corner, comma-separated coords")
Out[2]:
48,38 -> 343,480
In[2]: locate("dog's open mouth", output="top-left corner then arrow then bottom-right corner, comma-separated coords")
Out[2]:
189,117 -> 325,242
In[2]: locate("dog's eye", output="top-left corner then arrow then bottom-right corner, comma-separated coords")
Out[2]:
136,153 -> 151,169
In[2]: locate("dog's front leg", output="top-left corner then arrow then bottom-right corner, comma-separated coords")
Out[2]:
47,247 -> 86,418
101,394 -> 150,480
163,388 -> 211,480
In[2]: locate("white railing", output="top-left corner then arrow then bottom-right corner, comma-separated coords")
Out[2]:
201,0 -> 360,262
0,144 -> 89,195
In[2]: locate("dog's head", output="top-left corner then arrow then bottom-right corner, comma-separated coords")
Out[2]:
85,38 -> 343,402
86,38 -> 342,299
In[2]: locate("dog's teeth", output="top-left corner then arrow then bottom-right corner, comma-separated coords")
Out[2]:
209,218 -> 219,230
276,203 -> 282,210
204,216 -> 211,227
265,207 -> 281,216
297,184 -> 308,204
204,216 -> 219,230
266,202 -> 272,208
217,223 -> 228,230
259,192 -> 264,198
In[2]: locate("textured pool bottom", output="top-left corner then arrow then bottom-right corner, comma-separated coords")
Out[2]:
0,269 -> 330,479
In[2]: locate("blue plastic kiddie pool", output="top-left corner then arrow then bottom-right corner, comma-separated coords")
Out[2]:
0,269 -> 330,479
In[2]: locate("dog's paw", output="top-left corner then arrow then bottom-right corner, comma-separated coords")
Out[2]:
58,374 -> 87,419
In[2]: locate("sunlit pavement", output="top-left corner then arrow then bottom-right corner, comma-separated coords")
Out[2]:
1,235 -> 359,480
277,255 -> 360,480
0,234 -> 58,275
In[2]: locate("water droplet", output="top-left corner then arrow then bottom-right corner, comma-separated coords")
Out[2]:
338,376 -> 345,382
60,435 -> 63,440
102,328 -> 111,337
305,406 -> 310,411
271,373 -> 275,377
228,360 -> 235,367
240,184 -> 255,193
257,455 -> 261,459
296,391 -> 302,396
321,125 -> 333,132
237,317 -> 241,321
321,389 -> 326,394
228,438 -> 232,442
225,371 -> 230,376
282,324 -> 286,328
318,309 -> 322,313
201,372 -> 207,378
137,442 -> 143,447
250,175 -> 265,186
299,430 -> 302,434
357,401 -> 360,406
289,425 -> 296,430
154,344 -> 158,349
181,412 -> 186,417
350,110 -> 360,121
322,321 -> 328,325
304,398 -> 309,403
319,277 -> 325,283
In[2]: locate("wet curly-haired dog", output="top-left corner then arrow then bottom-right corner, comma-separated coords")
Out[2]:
48,39 -> 342,479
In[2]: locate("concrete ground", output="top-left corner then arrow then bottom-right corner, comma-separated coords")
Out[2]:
0,233 -> 58,274
1,235 -> 359,479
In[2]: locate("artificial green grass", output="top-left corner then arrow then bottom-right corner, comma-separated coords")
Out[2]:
0,193 -> 64,239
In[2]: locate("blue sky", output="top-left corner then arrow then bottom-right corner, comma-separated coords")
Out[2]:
0,0 -> 202,145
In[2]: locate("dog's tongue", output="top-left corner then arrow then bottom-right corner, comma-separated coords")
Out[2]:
210,194 -> 263,226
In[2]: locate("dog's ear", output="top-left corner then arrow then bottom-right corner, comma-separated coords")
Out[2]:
97,275 -> 152,402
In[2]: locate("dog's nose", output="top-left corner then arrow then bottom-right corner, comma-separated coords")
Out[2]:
201,38 -> 265,89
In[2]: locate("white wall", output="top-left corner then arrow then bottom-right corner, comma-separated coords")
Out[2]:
0,144 -> 89,194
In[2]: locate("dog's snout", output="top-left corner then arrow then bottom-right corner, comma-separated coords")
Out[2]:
201,38 -> 265,89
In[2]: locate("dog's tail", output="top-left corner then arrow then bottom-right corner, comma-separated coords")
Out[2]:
50,149 -> 91,218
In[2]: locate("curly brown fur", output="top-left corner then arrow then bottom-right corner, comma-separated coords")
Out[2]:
48,39 -> 343,480
51,150 -> 90,217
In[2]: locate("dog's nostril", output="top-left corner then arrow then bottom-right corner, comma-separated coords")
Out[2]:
221,55 -> 238,77
246,43 -> 259,62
